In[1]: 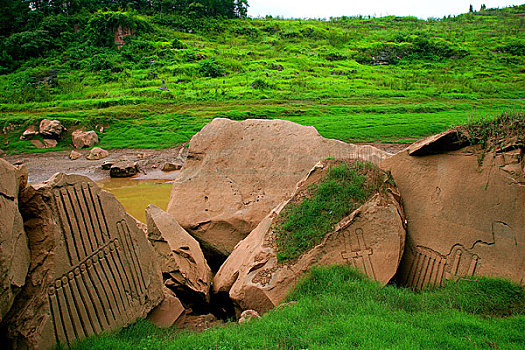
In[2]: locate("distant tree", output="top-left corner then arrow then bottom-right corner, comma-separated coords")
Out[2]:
469,4 -> 474,13
481,4 -> 486,11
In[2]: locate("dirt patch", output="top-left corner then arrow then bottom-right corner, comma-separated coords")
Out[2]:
2,147 -> 186,184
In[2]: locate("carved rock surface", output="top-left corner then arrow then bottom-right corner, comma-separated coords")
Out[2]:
146,205 -> 212,301
6,174 -> 163,349
382,145 -> 525,290
213,161 -> 406,315
72,130 -> 99,149
0,159 -> 30,322
147,286 -> 185,328
86,147 -> 109,160
39,119 -> 65,139
167,118 -> 391,263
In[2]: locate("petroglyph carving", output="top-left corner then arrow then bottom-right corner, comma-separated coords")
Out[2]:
6,174 -> 163,349
341,228 -> 376,280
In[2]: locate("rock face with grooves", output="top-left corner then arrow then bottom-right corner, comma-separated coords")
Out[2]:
382,139 -> 525,290
5,174 -> 163,349
167,118 -> 391,264
213,160 -> 406,315
0,159 -> 30,322
146,205 -> 212,301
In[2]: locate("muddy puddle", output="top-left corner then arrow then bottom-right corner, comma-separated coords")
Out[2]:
97,178 -> 173,223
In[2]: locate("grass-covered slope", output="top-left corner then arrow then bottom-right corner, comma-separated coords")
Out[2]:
72,266 -> 525,350
1,5 -> 524,154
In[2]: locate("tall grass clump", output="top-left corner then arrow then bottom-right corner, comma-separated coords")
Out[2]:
274,161 -> 388,261
463,111 -> 525,150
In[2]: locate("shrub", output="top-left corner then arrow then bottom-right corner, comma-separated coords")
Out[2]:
86,11 -> 152,48
172,38 -> 185,49
198,58 -> 225,77
251,78 -> 272,89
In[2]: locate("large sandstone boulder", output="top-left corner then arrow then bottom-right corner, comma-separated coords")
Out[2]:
382,141 -> 525,289
0,160 -> 30,322
213,160 -> 406,315
146,205 -> 212,301
5,174 -> 163,349
167,118 -> 390,265
72,130 -> 99,149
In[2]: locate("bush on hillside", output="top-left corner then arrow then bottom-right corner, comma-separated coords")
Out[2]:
198,58 -> 225,77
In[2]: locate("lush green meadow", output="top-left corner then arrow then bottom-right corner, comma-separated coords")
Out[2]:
1,5 -> 524,153
71,266 -> 525,350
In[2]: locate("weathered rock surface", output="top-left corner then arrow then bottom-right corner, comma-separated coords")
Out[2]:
42,139 -> 57,148
86,147 -> 109,160
5,174 -> 163,349
69,150 -> 82,160
110,161 -> 139,178
213,160 -> 406,315
39,119 -> 65,139
382,140 -> 525,289
30,140 -> 45,149
20,125 -> 38,140
147,287 -> 185,328
146,205 -> 212,301
408,129 -> 469,156
238,309 -> 260,324
72,130 -> 99,149
161,161 -> 182,172
0,160 -> 30,323
167,118 -> 391,264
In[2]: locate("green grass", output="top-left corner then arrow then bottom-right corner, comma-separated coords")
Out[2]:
1,6 -> 525,154
71,265 -> 525,350
463,111 -> 525,150
274,161 -> 387,261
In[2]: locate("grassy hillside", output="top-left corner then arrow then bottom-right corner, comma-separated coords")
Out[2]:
72,266 -> 525,349
0,5 -> 524,154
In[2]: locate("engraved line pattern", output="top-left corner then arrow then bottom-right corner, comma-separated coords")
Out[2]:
403,244 -> 480,290
341,228 -> 376,280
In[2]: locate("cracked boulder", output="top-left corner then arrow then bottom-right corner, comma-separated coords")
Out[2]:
5,174 -> 163,349
167,118 -> 391,268
213,160 -> 406,315
0,159 -> 30,323
72,130 -> 99,149
382,141 -> 525,290
146,205 -> 212,302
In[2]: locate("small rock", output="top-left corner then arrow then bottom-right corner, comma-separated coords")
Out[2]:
161,162 -> 182,172
72,130 -> 99,149
147,287 -> 185,328
238,310 -> 260,324
86,147 -> 109,160
30,140 -> 45,149
19,125 -> 38,140
39,119 -> 65,139
110,161 -> 139,177
101,160 -> 114,170
69,150 -> 82,160
43,139 -> 57,148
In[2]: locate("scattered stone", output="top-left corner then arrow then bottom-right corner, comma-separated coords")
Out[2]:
72,130 -> 99,149
39,119 -> 65,139
110,161 -> 139,178
30,140 -> 45,149
20,125 -> 38,140
238,310 -> 260,324
213,160 -> 406,315
69,150 -> 82,160
147,287 -> 185,328
167,118 -> 391,265
43,139 -> 57,148
146,205 -> 212,301
86,147 -> 109,160
161,161 -> 182,172
101,160 -> 114,170
0,160 -> 30,323
382,142 -> 525,289
408,129 -> 469,156
5,174 -> 163,348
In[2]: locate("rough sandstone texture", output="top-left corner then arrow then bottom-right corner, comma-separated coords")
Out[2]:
0,159 -> 30,323
110,161 -> 139,178
72,130 -> 99,149
39,119 -> 65,139
167,118 -> 391,263
146,205 -> 212,301
86,147 -> 109,160
5,174 -> 163,349
382,143 -> 525,290
147,286 -> 185,328
213,161 -> 406,315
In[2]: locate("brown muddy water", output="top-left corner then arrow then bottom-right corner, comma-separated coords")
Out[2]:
97,178 -> 172,223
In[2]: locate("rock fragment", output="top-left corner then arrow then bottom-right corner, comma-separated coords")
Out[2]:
86,146 -> 109,160
69,150 -> 82,160
72,130 -> 99,149
110,161 -> 139,178
39,119 -> 65,139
